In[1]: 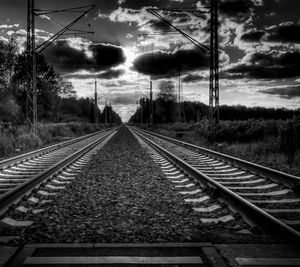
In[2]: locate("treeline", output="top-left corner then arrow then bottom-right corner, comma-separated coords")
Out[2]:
0,38 -> 122,125
61,98 -> 121,124
129,81 -> 299,124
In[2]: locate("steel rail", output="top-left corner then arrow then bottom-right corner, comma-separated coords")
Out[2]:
0,127 -> 115,170
131,127 -> 300,244
133,127 -> 300,190
0,127 -> 118,217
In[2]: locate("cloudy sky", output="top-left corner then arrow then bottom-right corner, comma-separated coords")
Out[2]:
1,0 -> 300,121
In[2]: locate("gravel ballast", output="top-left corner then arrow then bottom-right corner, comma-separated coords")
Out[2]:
10,127 -> 276,244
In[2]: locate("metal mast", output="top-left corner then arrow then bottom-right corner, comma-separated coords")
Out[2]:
209,0 -> 219,125
109,101 -> 112,124
94,80 -> 98,123
105,99 -> 107,124
150,80 -> 153,126
26,2 -> 95,133
147,1 -> 220,127
26,0 -> 37,134
178,44 -> 182,122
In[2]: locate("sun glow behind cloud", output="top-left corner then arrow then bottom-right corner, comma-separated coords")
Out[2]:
123,46 -> 136,68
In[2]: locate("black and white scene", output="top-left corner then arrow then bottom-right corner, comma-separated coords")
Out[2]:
0,0 -> 300,266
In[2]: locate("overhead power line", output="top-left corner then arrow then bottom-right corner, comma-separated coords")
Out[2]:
147,8 -> 209,54
146,0 -> 220,127
26,0 -> 96,133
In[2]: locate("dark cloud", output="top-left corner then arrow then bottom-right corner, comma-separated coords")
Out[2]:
266,22 -> 300,43
132,48 -> 209,79
150,20 -> 171,31
197,0 -> 259,23
240,30 -> 265,42
226,51 -> 300,79
90,43 -> 126,70
98,69 -> 125,79
219,0 -> 256,22
240,22 -> 300,43
182,74 -> 205,83
43,40 -> 90,73
259,86 -> 300,99
43,40 -> 126,74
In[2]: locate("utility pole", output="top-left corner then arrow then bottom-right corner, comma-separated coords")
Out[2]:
109,102 -> 112,124
26,0 -> 37,134
26,2 -> 95,133
178,44 -> 182,123
209,0 -> 219,126
150,80 -> 153,126
94,80 -> 98,123
147,2 -> 220,128
140,99 -> 143,126
105,99 -> 107,124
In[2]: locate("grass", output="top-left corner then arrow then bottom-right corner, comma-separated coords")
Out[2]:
144,119 -> 300,177
0,122 -> 105,160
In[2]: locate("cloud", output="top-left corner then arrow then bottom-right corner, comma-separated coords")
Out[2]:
0,24 -> 19,29
150,20 -> 171,31
43,40 -> 126,73
43,40 -> 90,73
0,36 -> 8,42
98,69 -> 125,79
219,0 -> 262,22
265,22 -> 300,43
12,29 -> 26,36
240,30 -> 265,42
225,50 -> 300,79
40,14 -> 51,21
259,86 -> 300,99
63,69 -> 125,80
102,79 -> 137,88
240,22 -> 300,44
63,73 -> 97,79
266,12 -> 276,17
132,47 -> 209,79
182,74 -> 205,83
90,43 -> 126,70
97,11 -> 109,19
108,7 -> 146,26
111,93 -> 137,105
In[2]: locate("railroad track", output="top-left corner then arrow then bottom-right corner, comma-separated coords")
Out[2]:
130,126 -> 300,243
0,127 -> 118,220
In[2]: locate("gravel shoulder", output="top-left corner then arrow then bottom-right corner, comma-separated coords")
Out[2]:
12,127 -> 276,244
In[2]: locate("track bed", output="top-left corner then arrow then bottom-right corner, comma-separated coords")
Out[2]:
2,127 -> 277,244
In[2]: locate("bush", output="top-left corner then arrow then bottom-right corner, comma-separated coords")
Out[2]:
0,122 -> 105,159
0,134 -> 14,158
279,117 -> 300,164
16,132 -> 42,151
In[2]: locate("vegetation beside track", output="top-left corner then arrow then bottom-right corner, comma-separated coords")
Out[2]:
0,122 -> 109,160
138,118 -> 300,177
